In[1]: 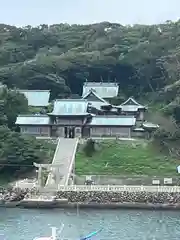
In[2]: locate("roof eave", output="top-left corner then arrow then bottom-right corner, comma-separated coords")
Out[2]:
82,89 -> 107,103
89,124 -> 135,127
17,114 -> 49,117
16,123 -> 50,125
47,113 -> 90,116
115,106 -> 147,110
29,105 -> 49,107
121,97 -> 142,106
19,90 -> 50,92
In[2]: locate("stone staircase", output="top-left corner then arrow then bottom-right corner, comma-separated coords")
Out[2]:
45,138 -> 78,188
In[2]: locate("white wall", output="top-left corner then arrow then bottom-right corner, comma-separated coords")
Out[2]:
20,126 -> 50,136
90,127 -> 131,138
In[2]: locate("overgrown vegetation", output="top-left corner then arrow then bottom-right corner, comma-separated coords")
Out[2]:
0,127 -> 56,177
0,21 -> 180,178
0,22 -> 180,141
0,126 -> 56,179
0,86 -> 56,181
83,139 -> 95,157
0,22 -> 179,102
76,140 -> 179,176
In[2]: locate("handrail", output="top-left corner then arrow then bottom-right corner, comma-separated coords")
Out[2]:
45,138 -> 61,186
11,184 -> 180,193
64,138 -> 78,186
45,138 -> 78,187
55,185 -> 180,193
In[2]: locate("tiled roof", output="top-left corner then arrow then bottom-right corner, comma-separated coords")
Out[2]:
82,82 -> 119,98
117,97 -> 146,112
88,116 -> 136,126
82,89 -> 107,102
143,122 -> 159,129
82,89 -> 111,110
133,127 -> 145,131
121,97 -> 141,106
18,90 -> 50,107
120,105 -> 141,112
88,101 -> 111,110
15,115 -> 50,125
49,99 -> 89,115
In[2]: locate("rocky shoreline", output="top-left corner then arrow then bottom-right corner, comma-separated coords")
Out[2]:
0,187 -> 37,202
1,187 -> 180,209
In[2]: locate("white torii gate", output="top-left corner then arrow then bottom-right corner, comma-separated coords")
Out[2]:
33,162 -> 75,187
33,163 -> 63,187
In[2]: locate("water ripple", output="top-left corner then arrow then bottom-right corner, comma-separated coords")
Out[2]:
0,208 -> 180,240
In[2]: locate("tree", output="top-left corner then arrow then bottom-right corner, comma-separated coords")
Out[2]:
0,87 -> 28,129
0,126 -> 55,178
0,100 -> 8,126
0,21 -> 180,138
27,73 -> 71,99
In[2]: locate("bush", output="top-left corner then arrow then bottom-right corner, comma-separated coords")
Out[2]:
83,139 -> 95,157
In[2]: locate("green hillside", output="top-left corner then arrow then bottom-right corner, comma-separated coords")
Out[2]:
0,22 -> 179,104
75,140 -> 179,176
0,22 -> 180,135
0,21 -> 180,178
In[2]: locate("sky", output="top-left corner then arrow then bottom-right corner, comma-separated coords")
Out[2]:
1,0 -> 180,27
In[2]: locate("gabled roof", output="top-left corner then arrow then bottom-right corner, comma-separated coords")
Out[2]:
82,82 -> 119,98
82,89 -> 107,103
120,105 -> 142,112
117,97 -> 146,112
16,115 -> 50,125
88,116 -> 136,126
121,97 -> 142,106
19,90 -> 50,107
82,89 -> 111,110
49,99 -> 89,116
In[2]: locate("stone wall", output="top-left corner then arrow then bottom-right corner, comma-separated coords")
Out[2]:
56,190 -> 180,204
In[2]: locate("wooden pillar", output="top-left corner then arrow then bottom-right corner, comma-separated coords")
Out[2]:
53,166 -> 60,186
54,166 -> 61,186
57,127 -> 65,137
139,111 -> 144,121
75,127 -> 81,138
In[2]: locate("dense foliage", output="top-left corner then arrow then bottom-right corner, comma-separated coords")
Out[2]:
0,87 -> 55,179
0,87 -> 28,129
1,20 -> 180,175
0,126 -> 55,178
0,21 -> 179,101
1,21 -> 180,138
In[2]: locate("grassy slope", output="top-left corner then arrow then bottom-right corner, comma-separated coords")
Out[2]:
75,140 -> 179,176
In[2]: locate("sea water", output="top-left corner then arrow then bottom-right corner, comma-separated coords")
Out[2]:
0,208 -> 180,240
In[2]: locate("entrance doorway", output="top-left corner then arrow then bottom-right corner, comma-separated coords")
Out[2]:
64,127 -> 75,138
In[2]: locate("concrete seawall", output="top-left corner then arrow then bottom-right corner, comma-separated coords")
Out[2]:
1,201 -> 180,210
1,189 -> 180,210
